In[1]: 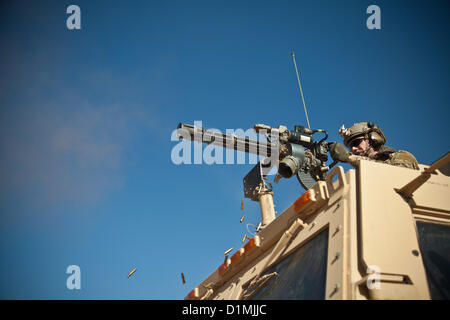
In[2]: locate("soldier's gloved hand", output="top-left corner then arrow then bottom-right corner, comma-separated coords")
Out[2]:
329,142 -> 351,162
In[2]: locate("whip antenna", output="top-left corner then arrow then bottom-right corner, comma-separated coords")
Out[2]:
291,51 -> 311,129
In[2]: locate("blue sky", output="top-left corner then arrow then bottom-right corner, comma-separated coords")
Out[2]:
0,0 -> 448,299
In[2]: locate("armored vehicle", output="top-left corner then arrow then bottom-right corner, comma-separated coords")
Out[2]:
183,153 -> 450,300
177,123 -> 449,300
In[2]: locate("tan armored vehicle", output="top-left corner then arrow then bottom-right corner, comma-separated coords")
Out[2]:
176,123 -> 449,300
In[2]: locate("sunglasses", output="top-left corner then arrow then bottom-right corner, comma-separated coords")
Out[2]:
349,138 -> 364,148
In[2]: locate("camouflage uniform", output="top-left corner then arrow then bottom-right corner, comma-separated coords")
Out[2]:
337,122 -> 420,170
347,145 -> 420,170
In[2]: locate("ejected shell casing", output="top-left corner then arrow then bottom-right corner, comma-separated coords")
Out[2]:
241,234 -> 250,244
240,214 -> 245,223
127,267 -> 137,278
224,247 -> 233,255
181,272 -> 186,284
274,174 -> 281,184
256,222 -> 262,232
241,200 -> 244,211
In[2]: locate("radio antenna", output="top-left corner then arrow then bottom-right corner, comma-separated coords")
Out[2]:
291,51 -> 311,129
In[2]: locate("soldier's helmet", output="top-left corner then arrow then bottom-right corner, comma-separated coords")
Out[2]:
338,122 -> 387,149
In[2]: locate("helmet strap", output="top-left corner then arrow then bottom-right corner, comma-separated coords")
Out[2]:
363,134 -> 372,156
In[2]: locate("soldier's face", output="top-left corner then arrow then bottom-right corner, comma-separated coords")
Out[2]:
350,138 -> 368,155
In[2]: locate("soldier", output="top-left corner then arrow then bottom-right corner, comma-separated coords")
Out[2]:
329,122 -> 419,170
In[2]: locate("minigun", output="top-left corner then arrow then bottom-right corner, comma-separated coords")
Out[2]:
176,122 -> 334,189
176,122 -> 334,227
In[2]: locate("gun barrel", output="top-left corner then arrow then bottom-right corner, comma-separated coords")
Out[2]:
177,123 -> 278,157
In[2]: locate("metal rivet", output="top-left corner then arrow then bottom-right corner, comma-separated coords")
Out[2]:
412,250 -> 420,257
331,252 -> 341,265
329,283 -> 341,297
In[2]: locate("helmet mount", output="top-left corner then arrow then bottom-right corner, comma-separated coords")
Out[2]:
339,122 -> 386,151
